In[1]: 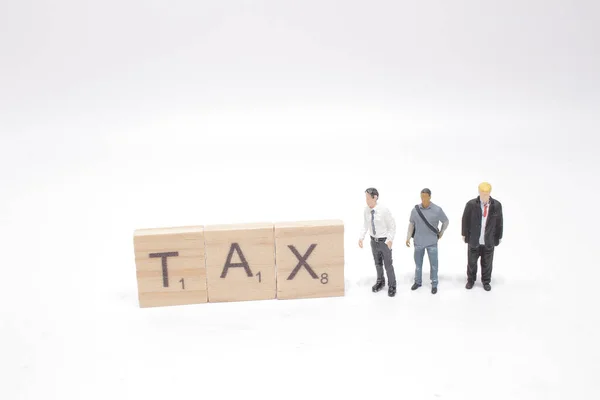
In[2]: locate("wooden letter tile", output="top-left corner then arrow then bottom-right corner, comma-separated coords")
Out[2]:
133,226 -> 207,308
204,222 -> 276,302
274,220 -> 345,300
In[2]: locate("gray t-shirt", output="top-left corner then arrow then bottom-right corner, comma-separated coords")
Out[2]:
407,202 -> 449,247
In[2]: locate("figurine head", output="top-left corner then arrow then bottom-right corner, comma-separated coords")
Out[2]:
478,182 -> 492,203
365,187 -> 378,208
420,188 -> 431,206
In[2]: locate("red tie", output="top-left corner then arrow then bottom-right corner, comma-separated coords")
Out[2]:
483,204 -> 488,217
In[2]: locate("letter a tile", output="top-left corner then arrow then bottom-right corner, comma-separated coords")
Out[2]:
204,222 -> 276,302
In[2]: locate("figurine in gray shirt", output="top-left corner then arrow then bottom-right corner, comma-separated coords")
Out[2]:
405,188 -> 449,294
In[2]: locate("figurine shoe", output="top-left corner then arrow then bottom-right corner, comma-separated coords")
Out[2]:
372,279 -> 385,292
388,285 -> 396,297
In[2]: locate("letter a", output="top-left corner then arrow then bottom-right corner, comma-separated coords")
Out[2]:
220,242 -> 253,278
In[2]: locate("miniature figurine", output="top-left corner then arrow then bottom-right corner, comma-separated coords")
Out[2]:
358,187 -> 397,297
405,188 -> 449,294
461,182 -> 503,291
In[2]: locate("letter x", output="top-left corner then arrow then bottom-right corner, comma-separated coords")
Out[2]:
286,244 -> 318,280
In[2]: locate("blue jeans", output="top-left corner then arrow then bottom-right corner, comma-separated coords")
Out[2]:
414,244 -> 438,287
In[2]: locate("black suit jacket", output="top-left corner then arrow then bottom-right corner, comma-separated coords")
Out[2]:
461,196 -> 503,248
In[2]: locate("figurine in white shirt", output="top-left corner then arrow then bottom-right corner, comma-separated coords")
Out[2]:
358,187 -> 397,296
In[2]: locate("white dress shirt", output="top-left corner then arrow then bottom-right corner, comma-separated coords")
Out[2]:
359,203 -> 396,242
479,201 -> 489,245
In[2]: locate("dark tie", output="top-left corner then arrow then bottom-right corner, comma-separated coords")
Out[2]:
371,209 -> 376,235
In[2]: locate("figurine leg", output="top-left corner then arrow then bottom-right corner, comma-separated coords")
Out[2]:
381,242 -> 396,288
466,245 -> 480,287
481,246 -> 495,287
370,239 -> 385,292
427,244 -> 439,288
370,239 -> 384,281
413,246 -> 425,287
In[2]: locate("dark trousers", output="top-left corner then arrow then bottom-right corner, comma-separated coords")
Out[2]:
467,245 -> 494,284
370,237 -> 396,286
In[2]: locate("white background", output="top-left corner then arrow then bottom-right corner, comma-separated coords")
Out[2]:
1,1 -> 599,399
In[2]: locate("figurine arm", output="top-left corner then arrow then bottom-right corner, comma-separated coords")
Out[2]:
359,209 -> 369,240
406,209 -> 415,241
406,222 -> 414,241
496,202 -> 503,243
439,220 -> 449,237
439,208 -> 449,236
461,202 -> 470,241
385,208 -> 396,242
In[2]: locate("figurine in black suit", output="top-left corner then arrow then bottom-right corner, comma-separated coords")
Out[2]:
461,182 -> 503,291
